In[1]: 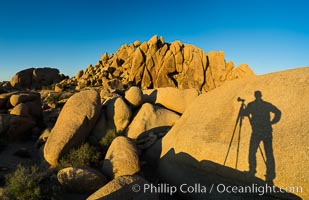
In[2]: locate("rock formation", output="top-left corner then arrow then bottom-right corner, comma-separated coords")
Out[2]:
57,167 -> 107,193
2,35 -> 305,200
106,97 -> 132,134
10,67 -> 67,90
126,103 -> 180,139
142,87 -> 200,114
102,136 -> 140,179
0,91 -> 43,140
44,90 -> 101,166
124,86 -> 143,107
60,35 -> 255,92
158,67 -> 309,199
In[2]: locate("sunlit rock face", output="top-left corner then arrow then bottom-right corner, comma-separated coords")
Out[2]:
66,35 -> 255,92
159,67 -> 309,200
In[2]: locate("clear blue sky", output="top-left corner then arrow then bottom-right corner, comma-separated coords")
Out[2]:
0,0 -> 308,81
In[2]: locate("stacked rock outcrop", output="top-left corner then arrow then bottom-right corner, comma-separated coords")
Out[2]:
0,91 -> 43,140
43,87 -> 195,166
10,67 -> 67,90
39,87 -> 197,199
63,35 -> 254,92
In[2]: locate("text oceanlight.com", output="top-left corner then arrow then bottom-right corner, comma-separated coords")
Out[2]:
131,183 -> 303,196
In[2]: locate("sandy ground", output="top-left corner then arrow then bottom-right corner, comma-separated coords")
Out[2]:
0,140 -> 39,177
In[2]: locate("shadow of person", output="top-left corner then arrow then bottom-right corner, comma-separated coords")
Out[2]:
242,91 -> 281,184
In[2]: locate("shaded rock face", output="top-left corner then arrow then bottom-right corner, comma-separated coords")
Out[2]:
57,167 -> 107,193
9,92 -> 40,107
89,110 -> 108,143
67,35 -> 255,92
10,67 -> 66,89
159,67 -> 309,199
0,85 -> 6,94
9,93 -> 42,122
0,114 -> 36,141
44,90 -> 101,166
0,91 -> 43,141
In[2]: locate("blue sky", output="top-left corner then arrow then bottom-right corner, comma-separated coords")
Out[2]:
0,0 -> 308,81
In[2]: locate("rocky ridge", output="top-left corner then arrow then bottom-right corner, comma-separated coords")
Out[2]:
60,35 -> 255,92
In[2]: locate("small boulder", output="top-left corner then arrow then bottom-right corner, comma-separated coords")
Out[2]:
54,83 -> 63,92
102,136 -> 140,179
0,92 -> 18,109
143,87 -> 199,114
106,97 -> 131,133
226,64 -> 255,80
0,114 -> 36,141
10,101 -> 42,120
77,78 -> 88,89
75,70 -> 84,79
133,40 -> 141,47
9,92 -> 40,107
148,35 -> 158,46
57,167 -> 107,193
100,88 -> 111,100
10,103 -> 31,117
124,86 -> 143,107
127,103 -> 180,139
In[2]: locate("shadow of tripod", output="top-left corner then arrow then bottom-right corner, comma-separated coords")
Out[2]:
224,97 -> 266,169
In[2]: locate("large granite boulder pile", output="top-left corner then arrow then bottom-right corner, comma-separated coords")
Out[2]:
10,67 -> 67,90
0,91 -> 43,140
62,35 -> 255,92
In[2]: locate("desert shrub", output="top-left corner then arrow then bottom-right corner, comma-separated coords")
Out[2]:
41,84 -> 55,91
99,128 -> 125,152
59,143 -> 101,168
39,174 -> 62,200
3,164 -> 42,200
45,93 -> 60,105
99,128 -> 117,151
1,165 -> 62,200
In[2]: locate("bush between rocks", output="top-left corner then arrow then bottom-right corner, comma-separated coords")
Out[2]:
58,143 -> 101,169
2,164 -> 61,200
99,128 -> 126,153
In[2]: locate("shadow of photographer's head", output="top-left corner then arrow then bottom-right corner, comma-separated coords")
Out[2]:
254,90 -> 262,100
